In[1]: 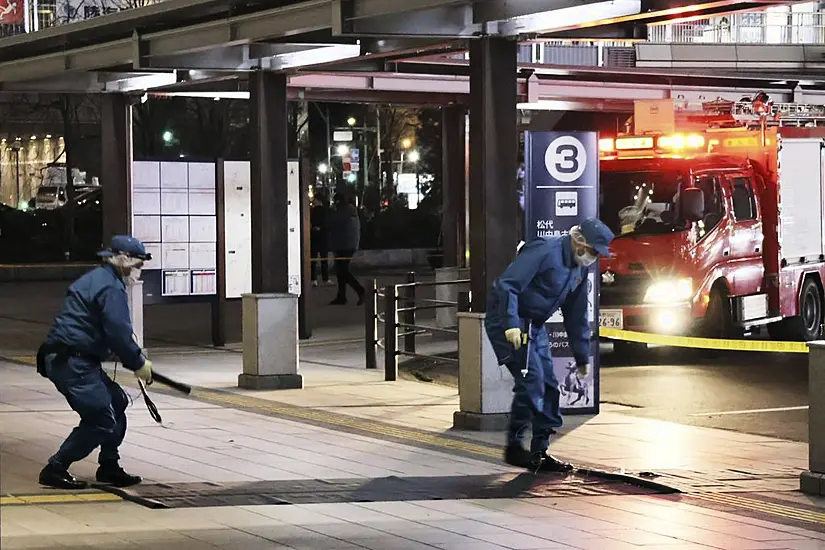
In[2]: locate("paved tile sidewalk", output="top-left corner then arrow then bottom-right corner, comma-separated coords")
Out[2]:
5,490 -> 825,549
133,343 -> 808,494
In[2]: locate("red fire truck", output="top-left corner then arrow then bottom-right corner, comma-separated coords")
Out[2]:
597,95 -> 825,350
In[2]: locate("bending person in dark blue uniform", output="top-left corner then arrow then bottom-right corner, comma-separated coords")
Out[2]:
37,235 -> 153,489
485,218 -> 614,472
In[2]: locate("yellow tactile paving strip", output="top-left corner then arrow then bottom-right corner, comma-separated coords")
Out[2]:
1,492 -> 122,506
691,492 -> 825,526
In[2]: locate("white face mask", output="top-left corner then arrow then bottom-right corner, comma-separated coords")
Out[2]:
570,226 -> 598,267
127,267 -> 142,283
574,250 -> 598,267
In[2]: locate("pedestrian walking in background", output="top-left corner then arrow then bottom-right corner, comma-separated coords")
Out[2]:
329,191 -> 365,305
310,190 -> 331,287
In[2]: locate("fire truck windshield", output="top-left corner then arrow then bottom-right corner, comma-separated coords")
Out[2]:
601,170 -> 689,237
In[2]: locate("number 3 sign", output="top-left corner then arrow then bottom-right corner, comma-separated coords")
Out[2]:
544,135 -> 586,183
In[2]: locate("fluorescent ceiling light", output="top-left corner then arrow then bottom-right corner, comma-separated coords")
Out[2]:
155,91 -> 250,99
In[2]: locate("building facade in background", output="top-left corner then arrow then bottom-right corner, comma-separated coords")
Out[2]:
0,0 -> 158,37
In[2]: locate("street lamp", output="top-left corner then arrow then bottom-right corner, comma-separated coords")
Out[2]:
336,144 -> 350,156
347,117 -> 356,126
407,150 -> 420,163
318,163 -> 328,174
401,138 -> 412,149
162,130 -> 173,143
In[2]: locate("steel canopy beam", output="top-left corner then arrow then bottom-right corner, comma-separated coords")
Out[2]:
334,4 -> 480,37
0,61 -> 809,102
139,43 -> 362,70
0,0 -> 471,83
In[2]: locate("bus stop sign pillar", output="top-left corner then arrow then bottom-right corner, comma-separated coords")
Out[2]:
801,341 -> 825,494
523,130 -> 601,416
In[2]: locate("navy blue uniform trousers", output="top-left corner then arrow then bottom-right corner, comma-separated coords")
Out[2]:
45,355 -> 129,469
495,322 -> 563,454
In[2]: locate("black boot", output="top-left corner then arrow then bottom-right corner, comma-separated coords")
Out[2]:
533,452 -> 573,473
39,464 -> 88,490
96,462 -> 142,488
504,444 -> 539,469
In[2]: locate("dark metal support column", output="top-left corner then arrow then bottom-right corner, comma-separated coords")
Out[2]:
249,72 -> 289,293
240,71 -> 302,391
101,93 -> 132,243
212,158 -> 227,348
468,37 -> 518,312
442,104 -> 467,268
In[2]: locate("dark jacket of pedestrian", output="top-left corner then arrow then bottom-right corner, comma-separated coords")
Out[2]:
310,200 -> 329,251
329,201 -> 360,253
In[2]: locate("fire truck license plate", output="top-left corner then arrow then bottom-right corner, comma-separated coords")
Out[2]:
599,309 -> 623,329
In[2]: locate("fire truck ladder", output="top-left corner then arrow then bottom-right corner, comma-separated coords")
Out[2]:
732,101 -> 825,128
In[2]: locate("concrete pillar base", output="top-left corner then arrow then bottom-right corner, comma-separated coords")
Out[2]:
453,411 -> 509,432
238,373 -> 303,390
800,471 -> 825,495
454,312 -> 514,431
241,293 -> 301,390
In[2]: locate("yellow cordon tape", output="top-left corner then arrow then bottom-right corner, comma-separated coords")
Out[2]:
600,327 -> 810,354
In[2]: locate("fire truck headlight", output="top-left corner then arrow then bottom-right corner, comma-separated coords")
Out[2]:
643,278 -> 693,304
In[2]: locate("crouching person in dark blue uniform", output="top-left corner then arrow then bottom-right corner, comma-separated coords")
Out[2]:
37,235 -> 154,489
485,218 -> 614,472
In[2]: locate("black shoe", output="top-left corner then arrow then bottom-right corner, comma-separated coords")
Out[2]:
39,464 -> 88,490
96,464 -> 142,488
330,298 -> 347,305
534,452 -> 574,473
356,293 -> 365,306
504,444 -> 539,469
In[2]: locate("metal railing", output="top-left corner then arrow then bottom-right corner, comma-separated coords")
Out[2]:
647,11 -> 825,45
365,272 -> 469,381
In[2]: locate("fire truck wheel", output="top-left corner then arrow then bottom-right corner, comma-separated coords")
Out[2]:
703,286 -> 735,338
773,277 -> 824,341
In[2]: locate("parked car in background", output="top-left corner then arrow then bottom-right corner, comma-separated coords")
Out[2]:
30,187 -> 103,261
0,202 -> 37,262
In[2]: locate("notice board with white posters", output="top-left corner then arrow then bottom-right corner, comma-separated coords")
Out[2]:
132,159 -> 302,304
132,160 -> 217,305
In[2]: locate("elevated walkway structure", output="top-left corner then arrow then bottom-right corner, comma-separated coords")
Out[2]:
0,0 -> 797,91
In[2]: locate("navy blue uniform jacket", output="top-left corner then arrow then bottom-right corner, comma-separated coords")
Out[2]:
486,235 -> 590,367
46,264 -> 145,371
